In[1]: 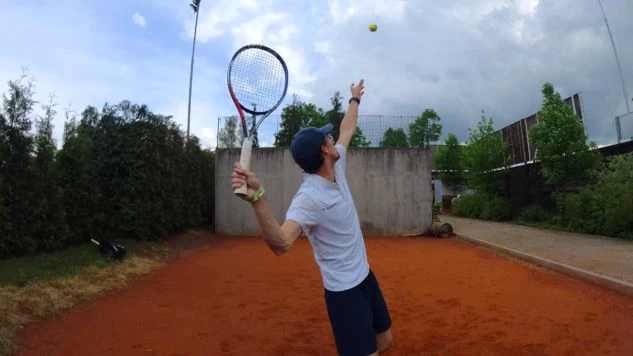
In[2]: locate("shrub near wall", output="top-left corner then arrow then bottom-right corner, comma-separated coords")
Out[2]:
452,193 -> 513,221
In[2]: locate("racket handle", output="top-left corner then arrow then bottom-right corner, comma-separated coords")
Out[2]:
234,137 -> 252,197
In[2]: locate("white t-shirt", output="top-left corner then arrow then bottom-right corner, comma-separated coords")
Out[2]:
286,144 -> 370,291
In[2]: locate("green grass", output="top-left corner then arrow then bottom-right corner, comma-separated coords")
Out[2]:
0,239 -> 149,287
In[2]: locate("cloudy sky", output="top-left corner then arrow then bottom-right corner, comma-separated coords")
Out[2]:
1,0 -> 632,148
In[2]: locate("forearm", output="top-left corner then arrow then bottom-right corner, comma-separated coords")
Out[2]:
251,197 -> 290,254
339,100 -> 359,142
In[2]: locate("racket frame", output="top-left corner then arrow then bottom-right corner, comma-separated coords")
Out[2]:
226,44 -> 288,196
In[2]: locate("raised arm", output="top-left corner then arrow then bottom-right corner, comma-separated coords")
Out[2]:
337,79 -> 365,148
232,163 -> 302,255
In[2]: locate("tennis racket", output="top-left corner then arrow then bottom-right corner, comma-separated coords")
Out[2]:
227,44 -> 289,196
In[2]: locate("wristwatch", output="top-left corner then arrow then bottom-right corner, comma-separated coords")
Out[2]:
349,97 -> 361,105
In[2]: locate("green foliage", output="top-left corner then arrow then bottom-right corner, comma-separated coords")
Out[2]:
0,241 -> 117,286
518,205 -> 551,223
480,195 -> 513,221
248,114 -> 259,148
0,72 -> 215,258
218,116 -> 240,148
274,95 -> 324,147
432,133 -> 464,195
325,91 -> 345,141
349,127 -> 371,147
452,194 -> 512,221
325,91 -> 370,147
408,109 -> 442,148
432,202 -> 441,222
32,96 -> 68,251
57,107 -> 102,245
379,127 -> 409,148
275,92 -> 370,147
0,72 -> 39,256
452,194 -> 483,218
552,154 -> 633,239
462,111 -> 510,195
529,83 -> 601,187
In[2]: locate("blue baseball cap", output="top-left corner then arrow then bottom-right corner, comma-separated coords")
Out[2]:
291,123 -> 334,171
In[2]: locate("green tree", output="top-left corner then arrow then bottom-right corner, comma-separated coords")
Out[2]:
462,110 -> 510,195
324,91 -> 370,146
349,127 -> 371,147
218,116 -> 240,148
57,106 -> 102,245
32,95 -> 68,251
529,82 -> 600,188
433,133 -> 465,196
325,91 -> 345,141
0,72 -> 38,256
408,109 -> 442,148
274,95 -> 323,147
379,127 -> 409,148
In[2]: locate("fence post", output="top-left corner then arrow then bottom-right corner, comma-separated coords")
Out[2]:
217,116 -> 220,149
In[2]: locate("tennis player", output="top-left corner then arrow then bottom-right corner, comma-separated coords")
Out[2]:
232,79 -> 393,355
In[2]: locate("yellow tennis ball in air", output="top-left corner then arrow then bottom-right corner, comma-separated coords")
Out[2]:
369,24 -> 378,32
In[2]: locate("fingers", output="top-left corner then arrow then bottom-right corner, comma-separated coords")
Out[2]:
232,175 -> 246,190
233,162 -> 249,176
351,79 -> 365,97
232,162 -> 247,189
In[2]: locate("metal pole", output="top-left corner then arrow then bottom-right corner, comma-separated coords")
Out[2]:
187,0 -> 201,139
598,0 -> 630,113
217,116 -> 220,149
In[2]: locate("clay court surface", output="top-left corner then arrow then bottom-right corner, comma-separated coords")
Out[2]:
17,234 -> 633,355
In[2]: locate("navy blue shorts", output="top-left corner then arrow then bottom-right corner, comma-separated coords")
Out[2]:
324,270 -> 392,356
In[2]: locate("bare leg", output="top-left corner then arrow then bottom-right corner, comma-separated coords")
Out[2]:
376,327 -> 393,353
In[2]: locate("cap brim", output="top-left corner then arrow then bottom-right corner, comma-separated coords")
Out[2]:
318,123 -> 334,133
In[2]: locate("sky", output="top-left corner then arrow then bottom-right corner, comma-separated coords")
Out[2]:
1,0 -> 632,149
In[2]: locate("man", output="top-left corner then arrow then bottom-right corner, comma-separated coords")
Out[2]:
231,79 -> 393,356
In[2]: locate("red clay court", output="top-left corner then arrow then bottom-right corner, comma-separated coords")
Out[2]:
17,234 -> 633,355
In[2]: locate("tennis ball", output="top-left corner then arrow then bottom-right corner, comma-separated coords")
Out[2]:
369,24 -> 378,32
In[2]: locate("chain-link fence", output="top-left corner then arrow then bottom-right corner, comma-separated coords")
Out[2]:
216,114 -> 420,148
616,111 -> 633,143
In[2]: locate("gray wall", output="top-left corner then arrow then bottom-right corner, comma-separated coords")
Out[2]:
215,148 -> 433,236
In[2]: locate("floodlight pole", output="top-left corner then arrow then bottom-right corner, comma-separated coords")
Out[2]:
598,0 -> 630,114
187,0 -> 201,140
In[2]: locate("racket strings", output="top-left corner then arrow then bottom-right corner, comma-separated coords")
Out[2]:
229,48 -> 287,113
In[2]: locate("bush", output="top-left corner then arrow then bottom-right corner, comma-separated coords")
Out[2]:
452,193 -> 512,221
433,202 -> 441,222
519,205 -> 551,223
453,194 -> 485,218
480,195 -> 513,221
552,154 -> 633,239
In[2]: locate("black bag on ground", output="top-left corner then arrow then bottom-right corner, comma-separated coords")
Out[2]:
91,239 -> 127,259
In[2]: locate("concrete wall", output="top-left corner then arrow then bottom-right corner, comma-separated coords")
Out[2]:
215,148 -> 433,236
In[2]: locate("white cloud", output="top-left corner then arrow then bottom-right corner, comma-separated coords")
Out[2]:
185,0 -> 317,106
516,0 -> 540,16
314,41 -> 330,54
328,0 -> 356,24
132,13 -> 146,28
200,127 -> 217,149
2,0 -> 631,149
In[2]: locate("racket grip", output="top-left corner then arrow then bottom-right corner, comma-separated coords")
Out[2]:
234,137 -> 252,197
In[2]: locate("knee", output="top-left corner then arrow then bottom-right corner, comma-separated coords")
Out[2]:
377,330 -> 393,353
380,337 -> 393,352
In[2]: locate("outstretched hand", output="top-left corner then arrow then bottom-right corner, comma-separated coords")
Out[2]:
232,163 -> 261,201
350,79 -> 365,99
